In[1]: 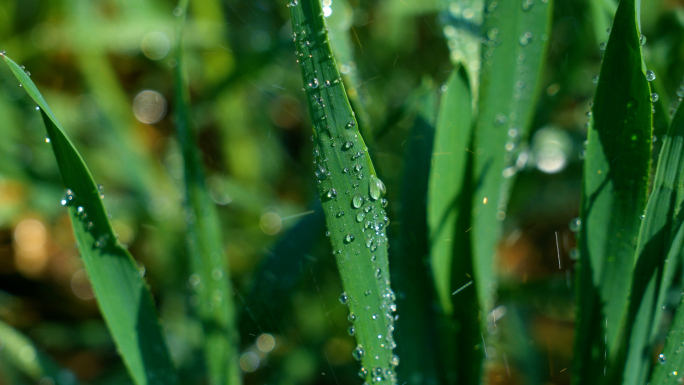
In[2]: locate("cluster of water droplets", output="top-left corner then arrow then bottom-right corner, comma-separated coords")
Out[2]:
438,1 -> 482,66
60,185 -> 120,253
341,285 -> 399,384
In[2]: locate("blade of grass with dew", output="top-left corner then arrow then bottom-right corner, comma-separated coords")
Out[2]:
611,91 -> 684,385
288,1 -> 398,383
391,79 -> 439,385
173,2 -> 240,385
426,65 -> 476,384
572,0 -> 652,383
0,54 -> 178,385
0,319 -> 78,385
470,0 -> 553,328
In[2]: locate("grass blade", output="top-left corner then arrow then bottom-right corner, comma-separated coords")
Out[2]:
0,319 -> 78,384
615,95 -> 684,385
288,1 -> 398,383
648,226 -> 684,385
173,2 -> 240,384
1,54 -> 178,385
426,65 -> 477,383
471,0 -> 553,327
572,0 -> 652,383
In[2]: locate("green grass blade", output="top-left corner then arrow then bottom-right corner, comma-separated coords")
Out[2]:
173,2 -> 240,385
288,1 -> 398,383
647,225 -> 684,385
428,66 -> 474,316
471,0 -> 553,322
0,319 -> 78,384
1,54 -> 178,385
572,0 -> 652,383
426,65 -> 479,384
615,94 -> 684,385
391,81 -> 439,385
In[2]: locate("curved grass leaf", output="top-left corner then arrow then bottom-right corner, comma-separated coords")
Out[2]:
471,0 -> 553,325
426,65 -> 478,384
572,0 -> 652,383
288,1 -> 398,383
0,54 -> 178,385
0,319 -> 78,385
173,2 -> 240,384
616,91 -> 684,385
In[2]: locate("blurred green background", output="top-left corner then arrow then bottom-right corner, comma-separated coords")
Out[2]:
0,0 -> 683,384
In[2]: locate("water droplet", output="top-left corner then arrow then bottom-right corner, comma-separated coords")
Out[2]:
569,217 -> 581,232
346,121 -> 356,129
348,313 -> 356,322
375,268 -> 381,279
651,93 -> 659,102
585,111 -> 592,118
353,345 -> 365,360
599,42 -> 606,50
336,211 -> 344,217
381,198 -> 388,208
356,212 -> 365,222
324,80 -> 331,87
327,188 -> 338,199
519,31 -> 532,46
348,326 -> 355,336
483,197 -> 489,204
369,175 -> 386,201
358,367 -> 369,379
339,292 -> 348,304
390,354 -> 400,367
315,164 -> 328,179
352,195 -> 364,208
592,75 -> 599,84
61,189 -> 75,206
677,86 -> 684,98
343,141 -> 354,150
521,0 -> 533,11
646,70 -> 656,82
606,28 -> 611,34
211,268 -> 223,281
344,234 -> 355,243
659,353 -> 667,364
310,78 -> 319,88
372,314 -> 378,320
45,136 -> 50,143
569,248 -> 579,260
640,34 -> 647,45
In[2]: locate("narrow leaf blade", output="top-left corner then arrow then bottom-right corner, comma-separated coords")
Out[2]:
572,0 -> 652,382
173,3 -> 240,384
288,1 -> 398,383
1,54 -> 178,385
